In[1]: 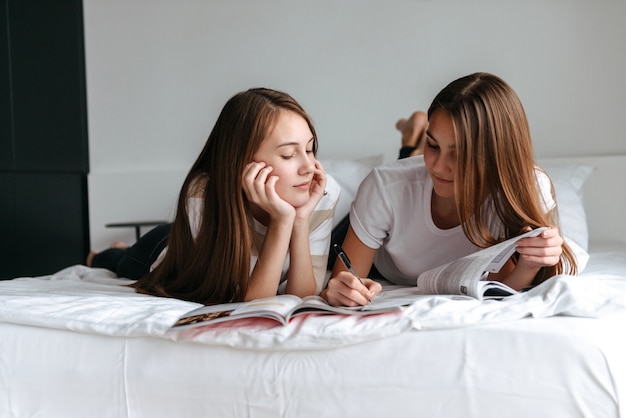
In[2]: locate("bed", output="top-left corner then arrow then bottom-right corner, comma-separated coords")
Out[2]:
1,154 -> 625,418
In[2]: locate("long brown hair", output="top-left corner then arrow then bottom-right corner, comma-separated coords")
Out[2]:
133,88 -> 318,303
428,72 -> 577,285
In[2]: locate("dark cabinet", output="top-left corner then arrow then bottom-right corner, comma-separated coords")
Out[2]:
0,0 -> 89,279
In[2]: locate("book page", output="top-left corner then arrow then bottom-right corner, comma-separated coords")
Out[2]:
358,286 -> 425,311
417,253 -> 492,297
171,295 -> 303,329
292,287 -> 423,316
416,227 -> 547,298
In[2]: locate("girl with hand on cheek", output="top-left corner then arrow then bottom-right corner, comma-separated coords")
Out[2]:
132,88 -> 339,304
322,72 -> 579,307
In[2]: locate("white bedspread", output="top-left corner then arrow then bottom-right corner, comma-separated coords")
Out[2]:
1,257 -> 625,351
2,245 -> 626,418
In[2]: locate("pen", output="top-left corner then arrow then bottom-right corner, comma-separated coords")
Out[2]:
332,244 -> 365,286
333,244 -> 371,305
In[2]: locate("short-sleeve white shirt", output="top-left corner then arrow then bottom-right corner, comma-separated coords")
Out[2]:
350,156 -> 555,286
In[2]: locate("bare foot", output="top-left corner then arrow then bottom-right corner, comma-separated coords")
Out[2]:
110,241 -> 128,249
396,111 -> 428,156
86,251 -> 97,267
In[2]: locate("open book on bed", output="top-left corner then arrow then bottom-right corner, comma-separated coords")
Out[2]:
169,287 -> 423,330
416,227 -> 548,300
170,227 -> 547,330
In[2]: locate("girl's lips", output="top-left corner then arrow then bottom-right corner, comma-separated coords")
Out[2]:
294,182 -> 310,190
433,175 -> 453,184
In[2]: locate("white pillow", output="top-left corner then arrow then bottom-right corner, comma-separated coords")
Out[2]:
320,155 -> 383,227
539,162 -> 594,252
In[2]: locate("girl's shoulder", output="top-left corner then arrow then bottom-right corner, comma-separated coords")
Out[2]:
321,174 -> 341,207
533,165 -> 556,212
369,155 -> 430,185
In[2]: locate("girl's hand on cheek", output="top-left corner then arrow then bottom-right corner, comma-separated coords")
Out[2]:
295,160 -> 327,220
310,160 -> 327,197
243,162 -> 295,221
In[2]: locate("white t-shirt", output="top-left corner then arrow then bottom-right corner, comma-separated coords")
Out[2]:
153,174 -> 340,294
350,156 -> 555,286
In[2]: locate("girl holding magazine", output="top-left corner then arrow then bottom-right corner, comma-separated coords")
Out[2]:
322,72 -> 579,307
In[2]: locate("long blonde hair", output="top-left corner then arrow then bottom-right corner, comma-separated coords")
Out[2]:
428,72 -> 577,284
134,88 -> 318,303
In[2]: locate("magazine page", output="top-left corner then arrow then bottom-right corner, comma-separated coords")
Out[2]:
358,286 -> 425,310
171,295 -> 303,330
291,286 -> 424,316
416,227 -> 547,298
483,227 -> 547,273
416,253 -> 493,298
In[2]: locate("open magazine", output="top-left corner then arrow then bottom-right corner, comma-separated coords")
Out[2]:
170,227 -> 547,330
416,227 -> 548,300
170,286 -> 423,330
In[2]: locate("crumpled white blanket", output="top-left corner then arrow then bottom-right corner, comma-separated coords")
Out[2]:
0,264 -> 625,350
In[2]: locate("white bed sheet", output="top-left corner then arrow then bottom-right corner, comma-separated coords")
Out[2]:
1,242 -> 625,418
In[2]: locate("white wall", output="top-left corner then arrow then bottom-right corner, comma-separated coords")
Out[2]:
83,0 -> 626,249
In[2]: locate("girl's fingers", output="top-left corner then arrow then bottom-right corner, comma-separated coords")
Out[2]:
326,273 -> 373,307
254,166 -> 272,189
365,279 -> 383,296
243,162 -> 275,201
243,161 -> 265,178
314,160 -> 326,177
517,239 -> 562,256
243,162 -> 263,191
516,227 -> 563,267
518,227 -> 562,249
308,161 -> 327,197
519,253 -> 561,268
265,175 -> 280,198
540,226 -> 560,239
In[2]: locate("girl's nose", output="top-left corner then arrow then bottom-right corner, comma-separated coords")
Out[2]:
433,154 -> 453,174
299,155 -> 315,175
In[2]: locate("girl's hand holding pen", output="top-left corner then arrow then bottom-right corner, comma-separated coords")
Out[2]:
323,245 -> 381,307
323,272 -> 381,307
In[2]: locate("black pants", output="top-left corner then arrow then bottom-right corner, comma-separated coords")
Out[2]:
91,223 -> 170,279
93,215 -> 378,278
94,220 -> 344,277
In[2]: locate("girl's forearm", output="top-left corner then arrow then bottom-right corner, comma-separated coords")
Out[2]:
285,218 -> 317,297
488,258 -> 540,291
244,219 -> 293,301
500,263 -> 541,291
